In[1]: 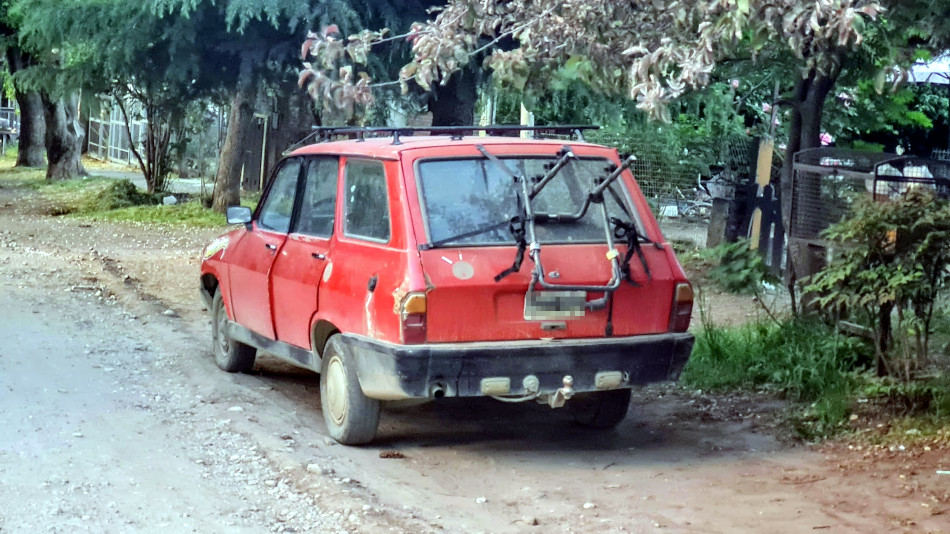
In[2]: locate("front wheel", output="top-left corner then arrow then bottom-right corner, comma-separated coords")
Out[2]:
211,290 -> 256,373
568,389 -> 632,429
320,334 -> 380,445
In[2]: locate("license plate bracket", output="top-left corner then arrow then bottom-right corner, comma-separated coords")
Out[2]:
524,290 -> 587,320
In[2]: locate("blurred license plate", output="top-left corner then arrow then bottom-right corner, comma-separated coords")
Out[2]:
524,290 -> 586,320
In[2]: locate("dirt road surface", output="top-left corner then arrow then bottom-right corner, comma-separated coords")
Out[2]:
0,179 -> 946,533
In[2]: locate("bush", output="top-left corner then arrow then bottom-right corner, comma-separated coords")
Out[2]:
84,180 -> 157,211
807,189 -> 950,381
702,240 -> 777,294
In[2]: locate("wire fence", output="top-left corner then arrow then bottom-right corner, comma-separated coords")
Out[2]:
583,132 -> 756,249
87,100 -> 146,166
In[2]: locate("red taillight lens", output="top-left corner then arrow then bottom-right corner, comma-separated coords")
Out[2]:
401,293 -> 427,344
669,283 -> 693,332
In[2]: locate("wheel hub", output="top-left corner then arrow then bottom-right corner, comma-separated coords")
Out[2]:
325,356 -> 348,425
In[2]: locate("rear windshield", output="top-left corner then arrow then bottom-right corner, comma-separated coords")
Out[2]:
417,157 -> 640,246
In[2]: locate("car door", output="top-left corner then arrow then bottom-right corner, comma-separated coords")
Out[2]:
317,157 -> 407,342
227,158 -> 304,339
270,156 -> 339,349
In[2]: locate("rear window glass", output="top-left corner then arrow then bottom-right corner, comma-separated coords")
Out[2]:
344,159 -> 390,242
418,157 -> 639,246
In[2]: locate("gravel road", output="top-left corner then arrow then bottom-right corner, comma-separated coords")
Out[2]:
0,177 -> 946,533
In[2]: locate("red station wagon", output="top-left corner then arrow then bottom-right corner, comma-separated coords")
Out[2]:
200,126 -> 695,445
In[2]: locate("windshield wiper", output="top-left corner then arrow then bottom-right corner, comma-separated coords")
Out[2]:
418,219 -> 513,250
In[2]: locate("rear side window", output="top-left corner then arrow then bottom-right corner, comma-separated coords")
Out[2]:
343,159 -> 390,242
258,159 -> 302,233
296,157 -> 339,238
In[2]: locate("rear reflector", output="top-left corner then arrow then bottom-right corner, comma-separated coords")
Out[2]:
401,292 -> 427,344
669,283 -> 693,332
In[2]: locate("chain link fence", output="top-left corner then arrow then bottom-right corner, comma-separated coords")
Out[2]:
585,132 -> 756,249
788,148 -> 950,277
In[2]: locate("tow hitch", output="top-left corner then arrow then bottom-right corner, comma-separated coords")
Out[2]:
540,375 -> 575,408
487,374 -> 576,408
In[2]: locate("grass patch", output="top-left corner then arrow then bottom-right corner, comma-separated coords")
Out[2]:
39,177 -> 227,228
683,312 -> 950,440
78,201 -> 226,227
0,165 -> 45,188
41,178 -> 142,211
682,315 -> 872,438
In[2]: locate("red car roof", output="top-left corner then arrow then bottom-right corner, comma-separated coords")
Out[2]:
288,135 -> 607,160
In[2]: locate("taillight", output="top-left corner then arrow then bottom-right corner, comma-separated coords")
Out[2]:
669,283 -> 693,332
400,292 -> 427,344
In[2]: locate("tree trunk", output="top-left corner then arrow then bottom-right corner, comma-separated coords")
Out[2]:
143,104 -> 173,194
428,66 -> 477,126
780,67 -> 839,297
5,47 -> 46,167
212,65 -> 255,213
14,91 -> 46,167
41,93 -> 87,181
265,89 -> 315,179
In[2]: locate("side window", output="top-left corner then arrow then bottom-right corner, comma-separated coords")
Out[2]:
258,159 -> 302,233
296,157 -> 339,237
343,159 -> 390,242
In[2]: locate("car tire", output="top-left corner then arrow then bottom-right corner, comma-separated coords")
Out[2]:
211,290 -> 256,373
568,389 -> 632,429
320,334 -> 380,445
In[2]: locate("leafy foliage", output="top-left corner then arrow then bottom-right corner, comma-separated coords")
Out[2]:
807,189 -> 950,381
703,240 -> 778,295
389,0 -> 881,120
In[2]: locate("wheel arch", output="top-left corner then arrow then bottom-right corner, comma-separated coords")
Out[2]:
311,319 -> 340,360
201,273 -> 219,298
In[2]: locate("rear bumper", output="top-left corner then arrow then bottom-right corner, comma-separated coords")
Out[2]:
340,333 -> 694,400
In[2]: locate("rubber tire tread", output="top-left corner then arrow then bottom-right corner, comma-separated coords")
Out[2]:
569,389 -> 632,429
211,290 -> 257,373
320,334 -> 381,445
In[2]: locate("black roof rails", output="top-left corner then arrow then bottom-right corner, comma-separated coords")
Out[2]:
309,124 -> 600,145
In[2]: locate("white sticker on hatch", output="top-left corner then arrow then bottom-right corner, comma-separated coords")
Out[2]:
452,261 -> 474,280
203,236 -> 230,259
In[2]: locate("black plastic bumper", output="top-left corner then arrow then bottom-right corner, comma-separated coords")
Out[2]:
340,333 -> 694,400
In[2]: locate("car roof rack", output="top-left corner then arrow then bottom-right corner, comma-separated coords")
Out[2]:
309,124 -> 600,145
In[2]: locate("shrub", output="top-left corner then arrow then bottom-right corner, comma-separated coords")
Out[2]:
86,180 -> 157,211
806,189 -> 950,381
702,239 -> 776,294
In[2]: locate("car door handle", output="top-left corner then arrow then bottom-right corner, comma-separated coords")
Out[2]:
264,243 -> 277,251
311,252 -> 326,260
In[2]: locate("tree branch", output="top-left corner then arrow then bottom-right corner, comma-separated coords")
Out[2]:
113,89 -> 150,191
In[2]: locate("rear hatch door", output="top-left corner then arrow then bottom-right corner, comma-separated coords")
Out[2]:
405,144 -> 675,343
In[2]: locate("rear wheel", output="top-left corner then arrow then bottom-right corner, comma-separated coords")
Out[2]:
320,334 -> 380,445
568,389 -> 632,429
211,290 -> 256,373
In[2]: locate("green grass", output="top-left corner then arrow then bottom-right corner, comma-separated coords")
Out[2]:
682,315 -> 872,438
77,201 -> 227,227
0,164 -> 45,187
51,180 -> 228,227
682,312 -> 950,440
0,160 -> 230,228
